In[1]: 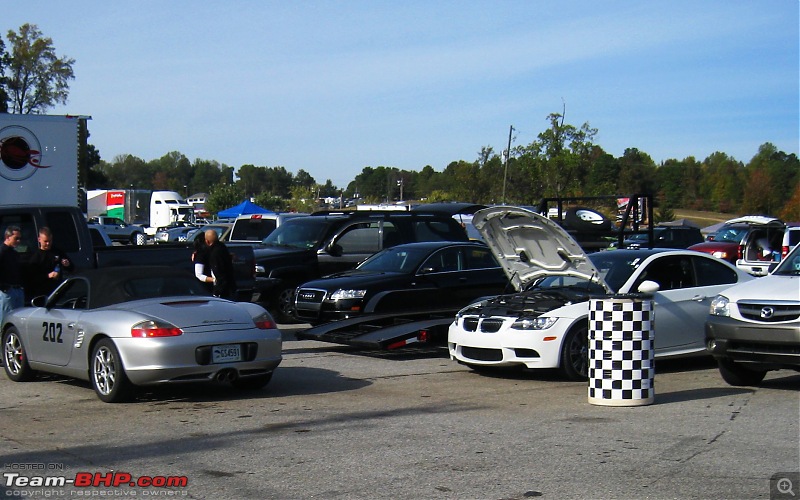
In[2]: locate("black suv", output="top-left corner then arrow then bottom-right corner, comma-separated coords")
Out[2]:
239,211 -> 469,320
610,224 -> 704,250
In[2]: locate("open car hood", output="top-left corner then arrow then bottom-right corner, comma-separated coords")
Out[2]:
473,206 -> 611,293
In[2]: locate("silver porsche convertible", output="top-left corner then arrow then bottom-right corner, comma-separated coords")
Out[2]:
2,266 -> 282,402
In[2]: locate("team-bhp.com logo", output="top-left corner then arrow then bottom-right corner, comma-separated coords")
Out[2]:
3,471 -> 189,489
0,125 -> 49,181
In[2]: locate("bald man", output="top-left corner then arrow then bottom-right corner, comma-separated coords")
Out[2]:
204,229 -> 235,299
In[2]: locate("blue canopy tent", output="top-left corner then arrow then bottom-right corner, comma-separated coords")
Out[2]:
217,200 -> 274,218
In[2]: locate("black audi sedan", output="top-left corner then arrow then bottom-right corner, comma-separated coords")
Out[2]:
293,241 -> 509,324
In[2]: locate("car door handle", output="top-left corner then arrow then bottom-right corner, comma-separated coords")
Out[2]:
691,295 -> 706,302
68,323 -> 77,328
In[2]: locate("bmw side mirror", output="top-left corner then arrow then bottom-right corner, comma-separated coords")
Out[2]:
637,280 -> 660,294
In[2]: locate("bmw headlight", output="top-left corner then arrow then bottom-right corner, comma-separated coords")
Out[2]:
709,295 -> 730,316
330,289 -> 367,300
511,317 -> 558,330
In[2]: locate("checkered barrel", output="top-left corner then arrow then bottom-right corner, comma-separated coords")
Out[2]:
587,295 -> 655,406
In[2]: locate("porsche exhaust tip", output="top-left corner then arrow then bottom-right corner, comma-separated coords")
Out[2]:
215,369 -> 238,383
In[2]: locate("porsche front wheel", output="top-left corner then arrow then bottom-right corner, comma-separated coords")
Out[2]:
3,327 -> 35,382
91,339 -> 133,403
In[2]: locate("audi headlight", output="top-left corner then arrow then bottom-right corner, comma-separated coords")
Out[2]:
709,295 -> 730,316
330,289 -> 367,300
511,317 -> 558,330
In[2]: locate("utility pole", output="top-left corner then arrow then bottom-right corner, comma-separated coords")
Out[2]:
397,178 -> 404,202
502,125 -> 514,204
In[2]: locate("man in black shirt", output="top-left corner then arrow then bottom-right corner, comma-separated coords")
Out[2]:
205,229 -> 235,300
23,227 -> 73,301
0,225 -> 25,323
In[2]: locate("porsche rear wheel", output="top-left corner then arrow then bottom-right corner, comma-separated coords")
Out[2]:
559,323 -> 589,381
3,327 -> 35,382
91,339 -> 133,403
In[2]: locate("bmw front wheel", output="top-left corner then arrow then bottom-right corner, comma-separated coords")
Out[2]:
559,323 -> 589,381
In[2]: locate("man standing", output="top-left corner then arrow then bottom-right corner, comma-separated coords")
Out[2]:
204,229 -> 235,300
24,227 -> 73,301
0,226 -> 25,324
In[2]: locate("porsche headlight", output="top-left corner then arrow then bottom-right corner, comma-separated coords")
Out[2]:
709,295 -> 731,316
511,317 -> 558,330
330,289 -> 367,300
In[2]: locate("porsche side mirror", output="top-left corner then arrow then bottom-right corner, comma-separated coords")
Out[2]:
31,295 -> 48,308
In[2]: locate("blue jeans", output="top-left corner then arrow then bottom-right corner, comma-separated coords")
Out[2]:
0,287 -> 24,325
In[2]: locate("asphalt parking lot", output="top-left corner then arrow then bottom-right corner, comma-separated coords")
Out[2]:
1,324 -> 798,499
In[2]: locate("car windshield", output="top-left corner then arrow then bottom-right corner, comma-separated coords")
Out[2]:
262,218 -> 329,249
528,275 -> 607,294
357,246 -> 431,273
773,245 -> 800,276
527,251 -> 646,294
712,226 -> 748,242
121,275 -> 211,300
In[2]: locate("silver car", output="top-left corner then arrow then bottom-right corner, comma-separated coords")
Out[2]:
2,266 -> 282,402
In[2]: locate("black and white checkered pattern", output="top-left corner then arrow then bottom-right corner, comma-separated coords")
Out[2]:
587,297 -> 655,406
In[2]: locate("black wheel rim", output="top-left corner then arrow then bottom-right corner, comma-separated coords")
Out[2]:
568,328 -> 588,377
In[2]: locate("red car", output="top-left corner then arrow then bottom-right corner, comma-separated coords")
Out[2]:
690,216 -> 785,276
689,223 -> 751,264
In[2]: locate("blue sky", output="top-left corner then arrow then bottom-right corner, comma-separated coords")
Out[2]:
6,1 -> 798,188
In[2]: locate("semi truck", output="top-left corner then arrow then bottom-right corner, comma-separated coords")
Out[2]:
87,189 -> 195,237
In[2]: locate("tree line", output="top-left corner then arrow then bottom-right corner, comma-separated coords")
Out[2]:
87,113 -> 800,221
2,24 -> 798,219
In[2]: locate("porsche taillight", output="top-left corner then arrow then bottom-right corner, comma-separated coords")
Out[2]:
131,320 -> 183,338
253,313 -> 276,330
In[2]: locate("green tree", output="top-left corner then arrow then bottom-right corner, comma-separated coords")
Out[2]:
0,37 -> 10,112
206,184 -> 245,215
702,152 -> 744,212
743,143 -> 800,216
529,112 -> 598,198
253,192 -> 288,212
5,23 -> 75,114
617,148 -> 657,195
585,149 -> 619,196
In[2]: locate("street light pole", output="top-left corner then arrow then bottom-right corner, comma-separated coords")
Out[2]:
502,125 -> 514,204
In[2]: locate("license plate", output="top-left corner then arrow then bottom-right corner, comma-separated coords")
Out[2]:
212,344 -> 242,363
